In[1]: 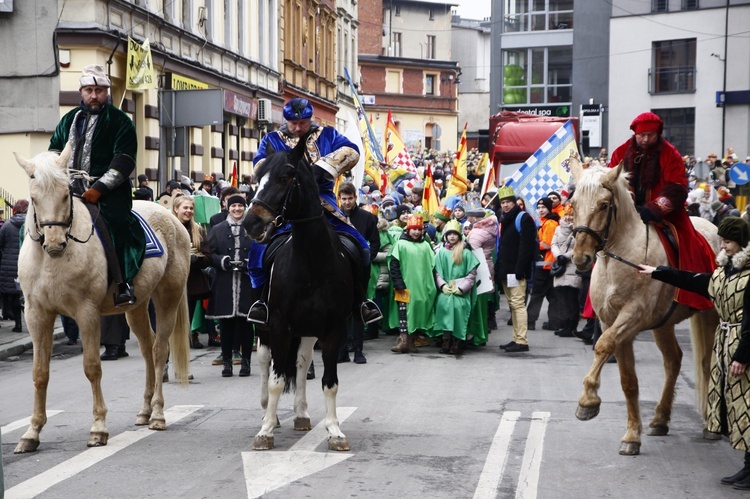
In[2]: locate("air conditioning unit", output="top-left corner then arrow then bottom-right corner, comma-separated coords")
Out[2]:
257,98 -> 271,123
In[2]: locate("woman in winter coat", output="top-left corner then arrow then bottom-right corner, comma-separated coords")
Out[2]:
550,204 -> 581,337
639,217 -> 750,490
205,194 -> 254,377
0,200 -> 28,332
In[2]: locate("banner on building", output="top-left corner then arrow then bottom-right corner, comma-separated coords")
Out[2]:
126,37 -> 157,91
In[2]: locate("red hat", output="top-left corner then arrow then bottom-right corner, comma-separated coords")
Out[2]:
630,112 -> 663,135
406,214 -> 424,230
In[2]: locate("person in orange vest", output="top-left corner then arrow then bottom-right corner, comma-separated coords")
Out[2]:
526,197 -> 560,331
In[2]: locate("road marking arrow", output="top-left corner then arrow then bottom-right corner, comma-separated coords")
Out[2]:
1,410 -> 64,436
242,407 -> 357,498
5,405 -> 203,499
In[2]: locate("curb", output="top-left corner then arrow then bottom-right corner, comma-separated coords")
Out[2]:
0,327 -> 67,361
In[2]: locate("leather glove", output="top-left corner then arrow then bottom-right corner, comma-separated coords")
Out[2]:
637,205 -> 656,224
441,284 -> 452,295
190,254 -> 198,264
557,255 -> 569,264
81,188 -> 102,204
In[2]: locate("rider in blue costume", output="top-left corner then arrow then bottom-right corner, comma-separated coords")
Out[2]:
247,98 -> 382,324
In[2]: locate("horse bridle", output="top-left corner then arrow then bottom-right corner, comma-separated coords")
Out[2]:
250,163 -> 322,227
28,187 -> 98,245
572,185 -> 617,253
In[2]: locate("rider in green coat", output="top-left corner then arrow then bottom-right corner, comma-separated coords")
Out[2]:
49,64 -> 145,306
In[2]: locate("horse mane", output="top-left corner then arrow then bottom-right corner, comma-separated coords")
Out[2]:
31,151 -> 69,196
575,164 -> 638,226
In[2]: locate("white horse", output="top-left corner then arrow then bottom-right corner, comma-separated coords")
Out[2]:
569,153 -> 719,455
13,145 -> 191,453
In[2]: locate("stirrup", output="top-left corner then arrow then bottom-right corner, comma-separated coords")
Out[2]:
114,282 -> 136,308
360,300 -> 382,325
247,300 -> 269,325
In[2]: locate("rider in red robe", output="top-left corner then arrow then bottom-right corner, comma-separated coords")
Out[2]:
610,112 -> 715,310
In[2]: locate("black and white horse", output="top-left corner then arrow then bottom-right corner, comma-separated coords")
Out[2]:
243,134 -> 352,451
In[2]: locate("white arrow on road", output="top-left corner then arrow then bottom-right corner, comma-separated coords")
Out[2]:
242,407 -> 357,498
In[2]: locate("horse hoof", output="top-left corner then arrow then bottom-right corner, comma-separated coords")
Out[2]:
576,404 -> 600,421
87,432 -> 109,447
149,418 -> 167,431
294,417 -> 312,431
328,436 -> 350,451
14,438 -> 40,454
647,424 -> 669,436
253,435 -> 274,450
135,413 -> 151,426
619,441 -> 640,455
703,428 -> 722,440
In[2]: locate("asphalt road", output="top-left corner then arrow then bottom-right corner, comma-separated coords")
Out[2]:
0,318 -> 745,498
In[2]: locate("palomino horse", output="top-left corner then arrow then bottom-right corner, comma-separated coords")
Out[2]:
13,145 -> 191,453
243,134 -> 352,451
569,154 -> 719,455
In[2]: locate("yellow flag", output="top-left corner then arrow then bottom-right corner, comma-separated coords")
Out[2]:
422,164 -> 440,217
445,123 -> 471,198
126,37 -> 157,90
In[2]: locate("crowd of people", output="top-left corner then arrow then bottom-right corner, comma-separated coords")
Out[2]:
3,70 -> 750,490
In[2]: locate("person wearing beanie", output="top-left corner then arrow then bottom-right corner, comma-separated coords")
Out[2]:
639,217 -> 750,490
547,191 -> 564,217
389,204 -> 413,241
434,219 -> 480,355
205,192 -> 254,377
49,64 -> 143,308
387,214 -> 436,354
610,111 -> 716,312
526,197 -> 560,332
136,173 -> 154,200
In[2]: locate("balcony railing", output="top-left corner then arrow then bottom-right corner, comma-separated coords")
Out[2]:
648,66 -> 696,94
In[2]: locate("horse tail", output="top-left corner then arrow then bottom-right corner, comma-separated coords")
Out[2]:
689,312 -> 716,420
283,336 -> 303,394
170,288 -> 191,385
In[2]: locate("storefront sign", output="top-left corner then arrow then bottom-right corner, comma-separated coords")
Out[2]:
164,72 -> 209,90
224,90 -> 257,119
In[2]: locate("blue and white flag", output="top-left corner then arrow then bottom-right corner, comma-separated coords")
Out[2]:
505,120 -> 578,219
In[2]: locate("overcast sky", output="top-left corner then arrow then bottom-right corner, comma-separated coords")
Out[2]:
452,0 -> 492,20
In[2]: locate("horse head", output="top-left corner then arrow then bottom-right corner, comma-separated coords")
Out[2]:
570,155 -> 631,271
244,131 -> 320,242
15,144 -> 75,257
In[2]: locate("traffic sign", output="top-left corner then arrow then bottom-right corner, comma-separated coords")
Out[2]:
730,162 -> 750,185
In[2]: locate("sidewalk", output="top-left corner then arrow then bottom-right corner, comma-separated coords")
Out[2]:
0,316 -> 66,361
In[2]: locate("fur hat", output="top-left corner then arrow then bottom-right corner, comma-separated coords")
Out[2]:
79,64 -> 111,88
283,98 -> 313,120
498,185 -> 515,202
226,195 -> 247,208
537,197 -> 553,211
406,214 -> 423,230
717,217 -> 750,247
630,112 -> 664,135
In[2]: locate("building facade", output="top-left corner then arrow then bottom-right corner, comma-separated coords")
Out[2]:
490,0 -> 610,157
358,0 -> 460,153
610,0 -> 750,174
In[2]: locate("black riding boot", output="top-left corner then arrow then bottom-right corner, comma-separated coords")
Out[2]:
114,282 -> 136,308
725,452 -> 750,487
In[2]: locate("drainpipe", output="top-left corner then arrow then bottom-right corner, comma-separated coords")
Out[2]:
721,0 -> 729,154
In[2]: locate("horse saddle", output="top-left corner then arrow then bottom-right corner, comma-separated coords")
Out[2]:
262,231 -> 362,270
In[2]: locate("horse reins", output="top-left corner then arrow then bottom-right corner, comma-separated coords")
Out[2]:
250,165 -> 323,227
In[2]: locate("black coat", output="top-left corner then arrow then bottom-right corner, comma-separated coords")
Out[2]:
205,219 -> 253,318
184,223 -> 212,300
0,213 -> 26,295
495,206 -> 538,282
345,205 -> 380,256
